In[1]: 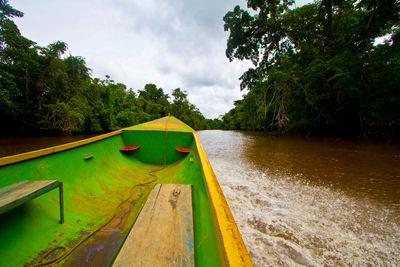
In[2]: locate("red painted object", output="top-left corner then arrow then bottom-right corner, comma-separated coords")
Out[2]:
119,146 -> 140,152
175,147 -> 190,153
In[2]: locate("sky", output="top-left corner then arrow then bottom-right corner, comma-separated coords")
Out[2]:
11,0 -> 312,119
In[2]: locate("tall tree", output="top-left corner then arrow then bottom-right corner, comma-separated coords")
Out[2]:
223,0 -> 400,138
0,1 -> 216,135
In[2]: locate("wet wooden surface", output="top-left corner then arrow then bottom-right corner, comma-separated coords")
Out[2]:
0,180 -> 63,223
113,184 -> 194,267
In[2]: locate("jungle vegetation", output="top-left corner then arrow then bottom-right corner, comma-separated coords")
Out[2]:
0,1 -> 218,135
2,0 -> 399,139
222,0 -> 400,139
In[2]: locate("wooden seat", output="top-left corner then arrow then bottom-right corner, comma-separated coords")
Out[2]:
113,184 -> 193,267
0,180 -> 64,223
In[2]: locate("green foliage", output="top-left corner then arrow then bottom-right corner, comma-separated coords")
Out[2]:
170,88 -> 209,130
223,0 -> 400,139
0,0 -> 219,135
41,102 -> 85,135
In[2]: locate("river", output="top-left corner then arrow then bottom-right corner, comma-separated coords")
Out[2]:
1,131 -> 399,266
198,130 -> 400,266
0,135 -> 95,158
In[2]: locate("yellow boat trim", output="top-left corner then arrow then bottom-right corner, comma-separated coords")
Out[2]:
193,132 -> 253,267
0,127 -> 253,266
0,130 -> 123,167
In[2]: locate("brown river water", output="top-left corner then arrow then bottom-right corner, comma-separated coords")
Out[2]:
0,135 -> 96,158
197,130 -> 400,266
1,131 -> 399,266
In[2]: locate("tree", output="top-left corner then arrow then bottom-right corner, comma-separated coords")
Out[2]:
170,88 -> 210,129
222,0 -> 400,138
0,1 -> 217,135
137,83 -> 170,118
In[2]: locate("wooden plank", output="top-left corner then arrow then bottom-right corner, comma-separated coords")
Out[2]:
113,184 -> 194,267
0,180 -> 64,223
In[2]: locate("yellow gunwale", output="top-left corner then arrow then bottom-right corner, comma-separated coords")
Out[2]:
193,132 -> 253,267
0,130 -> 123,167
0,127 -> 253,266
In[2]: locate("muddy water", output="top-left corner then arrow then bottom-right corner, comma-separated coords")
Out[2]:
0,135 -> 95,158
198,130 -> 400,266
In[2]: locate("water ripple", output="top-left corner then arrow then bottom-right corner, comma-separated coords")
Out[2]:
212,158 -> 400,266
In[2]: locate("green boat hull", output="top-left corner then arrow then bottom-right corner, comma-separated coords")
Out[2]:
0,117 -> 251,266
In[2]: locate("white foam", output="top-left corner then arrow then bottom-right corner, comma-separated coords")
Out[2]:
210,157 -> 400,266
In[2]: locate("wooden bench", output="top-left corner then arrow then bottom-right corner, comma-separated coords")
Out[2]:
0,180 -> 64,224
113,184 -> 193,267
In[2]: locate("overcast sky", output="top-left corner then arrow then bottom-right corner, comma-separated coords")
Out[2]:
12,0 -> 311,119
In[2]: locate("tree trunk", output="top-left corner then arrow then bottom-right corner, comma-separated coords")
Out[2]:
365,0 -> 377,86
323,0 -> 333,47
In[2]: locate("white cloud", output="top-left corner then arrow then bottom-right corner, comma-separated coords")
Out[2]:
11,0 -> 310,118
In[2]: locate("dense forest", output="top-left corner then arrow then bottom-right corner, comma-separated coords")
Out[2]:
222,0 -> 400,139
1,0 -> 399,139
0,1 -> 220,136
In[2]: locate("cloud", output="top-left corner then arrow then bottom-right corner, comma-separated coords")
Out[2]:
12,0 -> 309,119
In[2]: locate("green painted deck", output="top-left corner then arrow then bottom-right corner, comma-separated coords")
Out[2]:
113,184 -> 193,267
0,116 -> 220,266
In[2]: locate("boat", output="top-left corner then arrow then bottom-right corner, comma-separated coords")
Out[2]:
0,116 -> 252,266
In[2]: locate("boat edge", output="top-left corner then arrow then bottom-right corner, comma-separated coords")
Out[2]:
0,130 -> 123,167
0,126 -> 254,266
193,131 -> 253,267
